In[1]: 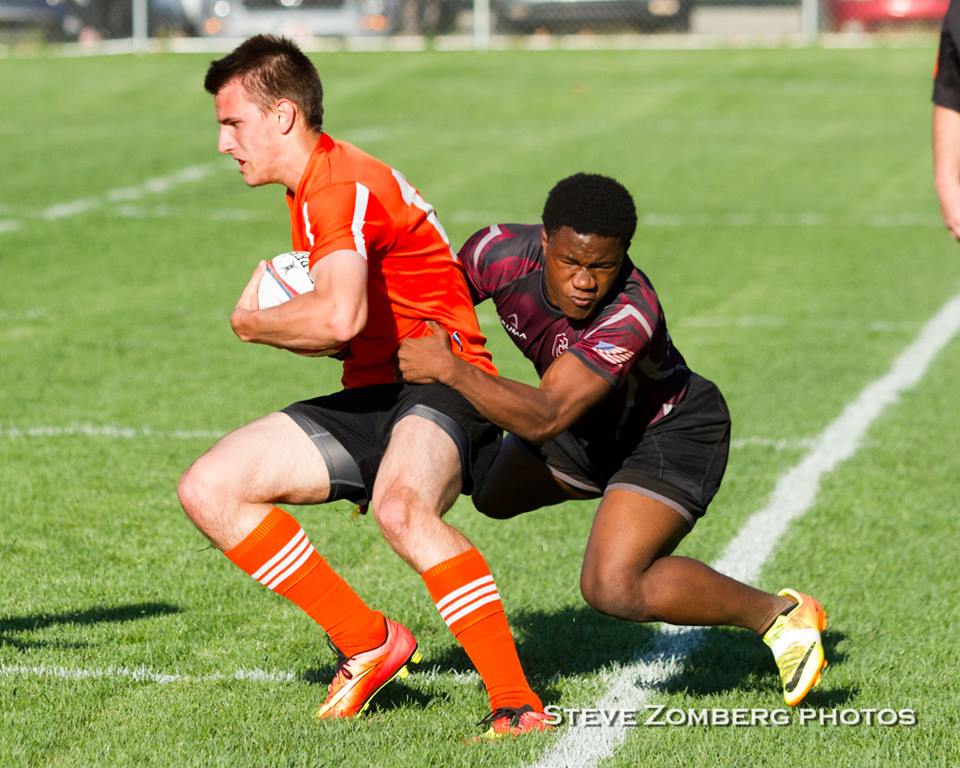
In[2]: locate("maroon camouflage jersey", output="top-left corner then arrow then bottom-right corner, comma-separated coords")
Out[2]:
460,223 -> 690,446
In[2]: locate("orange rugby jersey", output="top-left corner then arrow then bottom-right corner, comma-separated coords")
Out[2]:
286,133 -> 496,389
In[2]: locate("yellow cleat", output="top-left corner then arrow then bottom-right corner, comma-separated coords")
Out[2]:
763,588 -> 828,707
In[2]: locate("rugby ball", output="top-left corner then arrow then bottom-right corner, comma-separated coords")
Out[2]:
258,251 -> 314,309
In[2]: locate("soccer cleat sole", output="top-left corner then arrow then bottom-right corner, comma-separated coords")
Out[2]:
354,648 -> 422,717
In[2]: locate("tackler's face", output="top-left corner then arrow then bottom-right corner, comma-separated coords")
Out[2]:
214,79 -> 283,188
541,226 -> 625,321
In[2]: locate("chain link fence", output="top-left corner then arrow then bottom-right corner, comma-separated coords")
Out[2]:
0,0 -> 948,44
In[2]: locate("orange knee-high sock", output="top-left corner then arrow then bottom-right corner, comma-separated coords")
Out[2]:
226,506 -> 386,656
422,547 -> 541,712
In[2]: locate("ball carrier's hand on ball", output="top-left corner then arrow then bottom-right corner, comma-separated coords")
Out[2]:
230,250 -> 365,357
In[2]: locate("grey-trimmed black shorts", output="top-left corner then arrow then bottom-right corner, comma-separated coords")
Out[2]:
521,373 -> 730,527
282,382 -> 502,506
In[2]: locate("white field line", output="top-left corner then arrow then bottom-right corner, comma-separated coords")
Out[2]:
0,163 -> 222,234
450,211 -> 943,228
532,289 -> 960,768
0,423 -> 812,452
0,663 -> 478,687
0,424 -> 224,440
2,206 -> 941,233
112,204 -> 273,222
477,311 -> 920,334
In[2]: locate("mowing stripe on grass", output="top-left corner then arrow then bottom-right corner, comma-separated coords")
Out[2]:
532,288 -> 960,768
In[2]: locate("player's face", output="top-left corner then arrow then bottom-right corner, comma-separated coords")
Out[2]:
214,79 -> 281,187
542,226 -> 624,321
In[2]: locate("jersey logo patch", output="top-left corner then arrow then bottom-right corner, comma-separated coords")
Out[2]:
502,313 -> 528,340
593,340 -> 634,366
552,333 -> 569,358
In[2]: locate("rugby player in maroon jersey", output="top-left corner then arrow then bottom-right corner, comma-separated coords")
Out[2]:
398,173 -> 828,707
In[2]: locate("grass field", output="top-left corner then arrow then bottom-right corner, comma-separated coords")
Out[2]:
1,42 -> 959,767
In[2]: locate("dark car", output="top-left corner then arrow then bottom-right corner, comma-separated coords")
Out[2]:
495,0 -> 694,33
0,0 -> 86,40
80,0 -> 196,38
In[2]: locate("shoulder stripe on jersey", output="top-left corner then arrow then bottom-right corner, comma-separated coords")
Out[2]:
472,224 -> 502,269
302,203 -> 316,248
584,305 -> 653,339
352,182 -> 370,259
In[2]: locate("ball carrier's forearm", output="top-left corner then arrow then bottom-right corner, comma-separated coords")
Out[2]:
232,289 -> 362,352
230,250 -> 367,352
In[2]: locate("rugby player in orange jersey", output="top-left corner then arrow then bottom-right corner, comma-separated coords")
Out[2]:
176,35 -> 548,736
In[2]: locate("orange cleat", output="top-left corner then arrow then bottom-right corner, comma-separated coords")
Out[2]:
478,705 -> 555,740
315,618 -> 421,720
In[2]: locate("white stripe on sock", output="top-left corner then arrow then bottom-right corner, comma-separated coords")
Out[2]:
444,592 -> 503,627
439,583 -> 500,622
435,574 -> 494,613
251,528 -> 306,581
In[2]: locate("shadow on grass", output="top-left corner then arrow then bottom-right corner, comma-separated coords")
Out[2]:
659,626 -> 853,704
406,608 -> 852,708
0,602 -> 181,649
300,660 -> 438,713
412,605 -> 658,703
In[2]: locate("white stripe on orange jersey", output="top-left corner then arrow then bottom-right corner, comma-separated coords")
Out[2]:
302,203 -> 315,248
352,182 -> 370,259
251,528 -> 306,581
435,574 -> 494,613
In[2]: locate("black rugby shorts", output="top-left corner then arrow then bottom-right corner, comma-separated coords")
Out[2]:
283,382 -> 501,505
527,373 -> 730,526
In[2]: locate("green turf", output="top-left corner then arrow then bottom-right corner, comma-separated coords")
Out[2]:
1,43 -> 959,767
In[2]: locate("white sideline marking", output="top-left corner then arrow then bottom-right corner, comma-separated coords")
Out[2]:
677,315 -> 920,332
0,424 -> 223,440
449,211 -> 943,228
113,204 -> 272,222
532,289 -> 960,768
0,664 -> 297,685
0,220 -> 21,233
730,436 -> 813,451
0,663 -> 478,687
0,422 -> 811,451
639,211 -> 943,228
0,164 -> 221,233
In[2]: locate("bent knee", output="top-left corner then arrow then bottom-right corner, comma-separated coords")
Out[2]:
177,459 -> 233,528
579,566 -> 655,623
372,490 -> 423,540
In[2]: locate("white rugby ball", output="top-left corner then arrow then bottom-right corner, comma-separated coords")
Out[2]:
258,251 -> 314,309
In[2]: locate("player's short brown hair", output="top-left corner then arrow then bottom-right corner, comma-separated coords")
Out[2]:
204,35 -> 324,133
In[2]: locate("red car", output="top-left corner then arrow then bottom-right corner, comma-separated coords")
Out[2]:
829,0 -> 948,31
